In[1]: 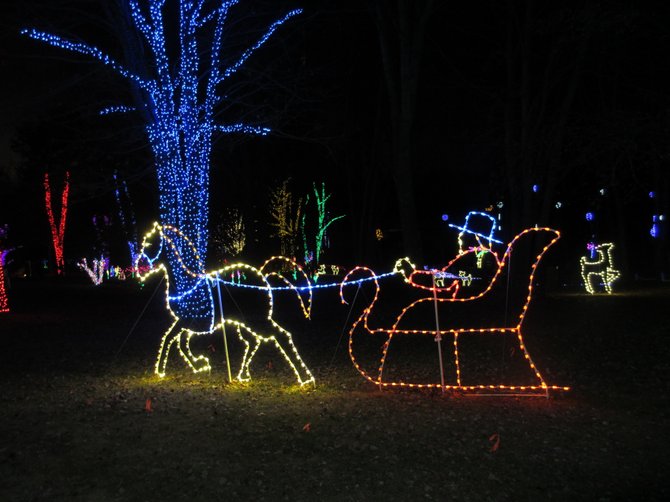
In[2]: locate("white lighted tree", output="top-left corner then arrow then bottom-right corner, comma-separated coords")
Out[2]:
213,208 -> 246,258
269,178 -> 302,258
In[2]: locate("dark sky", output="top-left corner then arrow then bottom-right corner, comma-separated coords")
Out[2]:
1,1 -> 669,273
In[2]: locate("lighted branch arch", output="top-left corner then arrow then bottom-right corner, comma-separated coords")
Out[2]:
23,1 -> 302,321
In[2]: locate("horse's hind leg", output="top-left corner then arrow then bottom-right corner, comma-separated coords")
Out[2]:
270,321 -> 315,387
155,318 -> 181,377
235,325 -> 261,382
177,330 -> 212,374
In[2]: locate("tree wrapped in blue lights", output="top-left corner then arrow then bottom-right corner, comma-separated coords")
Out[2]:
22,1 -> 301,321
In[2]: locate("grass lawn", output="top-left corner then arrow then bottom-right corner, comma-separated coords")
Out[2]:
1,277 -> 668,501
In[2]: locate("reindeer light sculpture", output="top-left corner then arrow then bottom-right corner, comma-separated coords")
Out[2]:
580,242 -> 620,294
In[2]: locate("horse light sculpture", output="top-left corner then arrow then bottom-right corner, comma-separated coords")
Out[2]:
340,227 -> 569,396
137,223 -> 315,387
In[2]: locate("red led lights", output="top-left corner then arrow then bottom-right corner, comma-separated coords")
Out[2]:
341,227 -> 569,396
44,172 -> 70,275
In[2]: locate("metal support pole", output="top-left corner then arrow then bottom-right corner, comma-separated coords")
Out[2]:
214,273 -> 232,383
432,273 -> 446,394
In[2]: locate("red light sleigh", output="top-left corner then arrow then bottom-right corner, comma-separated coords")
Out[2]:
340,227 -> 569,397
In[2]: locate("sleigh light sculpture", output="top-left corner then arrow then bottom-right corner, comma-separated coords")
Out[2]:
340,227 -> 569,396
137,222 -> 315,387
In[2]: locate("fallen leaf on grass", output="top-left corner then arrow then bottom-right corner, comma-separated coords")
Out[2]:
489,433 -> 500,452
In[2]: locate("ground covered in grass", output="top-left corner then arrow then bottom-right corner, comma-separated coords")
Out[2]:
1,277 -> 668,501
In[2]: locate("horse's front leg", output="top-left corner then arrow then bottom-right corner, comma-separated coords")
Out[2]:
177,330 -> 212,374
155,318 -> 181,378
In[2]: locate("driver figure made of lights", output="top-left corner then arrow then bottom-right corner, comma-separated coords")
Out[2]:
408,211 -> 503,298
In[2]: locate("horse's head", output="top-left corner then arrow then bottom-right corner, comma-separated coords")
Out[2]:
135,222 -> 165,280
392,257 -> 416,282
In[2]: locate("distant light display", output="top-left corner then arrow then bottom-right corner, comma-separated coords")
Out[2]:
44,172 -> 70,275
269,179 -> 301,258
340,227 -> 568,396
301,182 -> 345,267
112,170 -> 140,270
585,212 -> 594,221
580,242 -> 620,294
441,214 -> 449,221
0,260 -> 8,313
532,184 -> 539,193
77,256 -> 107,285
0,226 -> 9,313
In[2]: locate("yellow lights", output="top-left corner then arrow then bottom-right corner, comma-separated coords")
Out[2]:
137,222 -> 315,387
580,242 -> 621,294
341,227 -> 569,396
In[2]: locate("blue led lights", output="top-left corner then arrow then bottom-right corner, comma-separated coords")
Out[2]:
23,2 -> 302,320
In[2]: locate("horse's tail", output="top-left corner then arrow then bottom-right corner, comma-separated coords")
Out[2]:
339,266 -> 380,314
260,256 -> 313,319
339,266 -> 386,384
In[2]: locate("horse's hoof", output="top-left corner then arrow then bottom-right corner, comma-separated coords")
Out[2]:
190,357 -> 212,374
300,377 -> 316,388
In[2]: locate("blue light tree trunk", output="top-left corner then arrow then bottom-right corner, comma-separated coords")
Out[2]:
23,1 -> 301,321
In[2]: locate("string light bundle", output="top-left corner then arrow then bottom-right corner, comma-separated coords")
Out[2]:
340,228 -> 569,396
23,2 -> 302,318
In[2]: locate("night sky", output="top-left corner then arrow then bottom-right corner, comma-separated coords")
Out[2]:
1,1 -> 668,280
